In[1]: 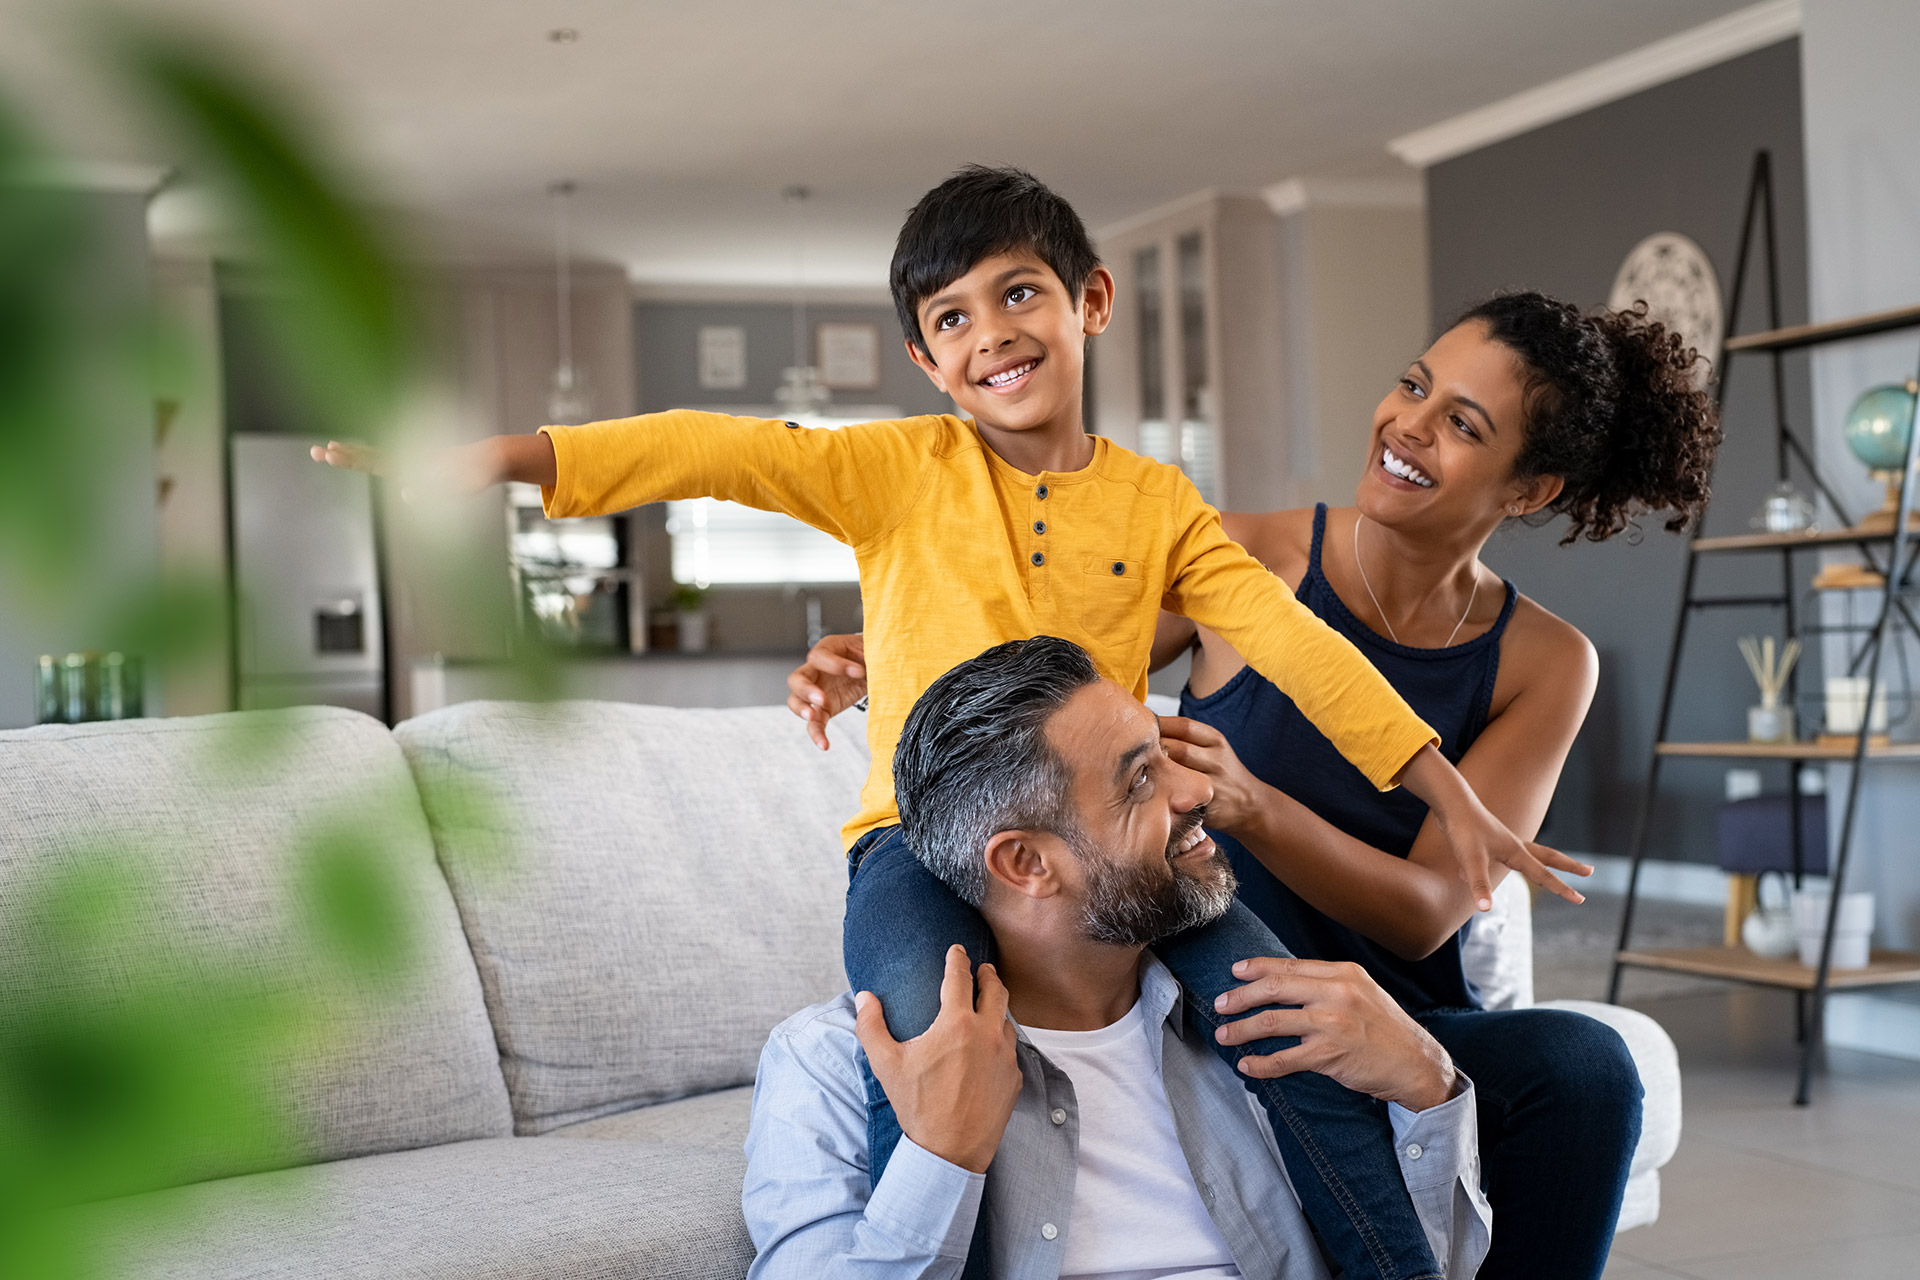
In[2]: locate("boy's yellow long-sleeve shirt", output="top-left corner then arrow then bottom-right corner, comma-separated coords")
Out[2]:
541,412 -> 1437,849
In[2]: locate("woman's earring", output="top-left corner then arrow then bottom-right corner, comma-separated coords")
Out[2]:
1507,504 -> 1521,517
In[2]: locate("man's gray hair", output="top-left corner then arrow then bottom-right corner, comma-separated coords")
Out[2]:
893,636 -> 1100,906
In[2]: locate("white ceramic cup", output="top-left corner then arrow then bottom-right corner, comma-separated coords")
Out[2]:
1825,676 -> 1889,735
1792,888 -> 1875,969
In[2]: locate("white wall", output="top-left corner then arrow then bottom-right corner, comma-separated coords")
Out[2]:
1802,0 -> 1920,958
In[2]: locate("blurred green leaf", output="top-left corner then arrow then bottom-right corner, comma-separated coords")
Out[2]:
113,28 -> 418,442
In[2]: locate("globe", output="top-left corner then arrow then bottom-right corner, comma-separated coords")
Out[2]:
1844,381 -> 1918,473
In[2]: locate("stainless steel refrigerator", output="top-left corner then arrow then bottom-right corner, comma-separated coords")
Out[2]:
230,433 -> 385,718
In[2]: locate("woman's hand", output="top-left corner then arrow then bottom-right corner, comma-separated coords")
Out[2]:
1158,715 -> 1266,833
786,633 -> 868,750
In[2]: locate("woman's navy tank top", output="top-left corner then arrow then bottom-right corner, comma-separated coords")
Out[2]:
1179,504 -> 1518,1013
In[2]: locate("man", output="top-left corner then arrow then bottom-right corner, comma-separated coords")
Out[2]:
743,637 -> 1491,1277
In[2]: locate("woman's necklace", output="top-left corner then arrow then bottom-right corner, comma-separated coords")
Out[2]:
1353,514 -> 1477,648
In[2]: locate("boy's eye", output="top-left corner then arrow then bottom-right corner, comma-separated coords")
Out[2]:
1005,284 -> 1037,307
936,310 -> 965,332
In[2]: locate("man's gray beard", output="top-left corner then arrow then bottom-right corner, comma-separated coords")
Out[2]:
1073,829 -> 1238,948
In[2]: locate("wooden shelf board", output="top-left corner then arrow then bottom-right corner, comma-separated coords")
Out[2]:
1722,303 -> 1920,353
1693,526 -> 1898,553
1656,740 -> 1920,760
1616,946 -> 1920,990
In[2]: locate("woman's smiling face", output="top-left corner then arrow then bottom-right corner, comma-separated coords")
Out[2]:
1358,319 -> 1555,530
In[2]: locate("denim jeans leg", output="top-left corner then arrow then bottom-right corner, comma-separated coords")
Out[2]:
1157,898 -> 1444,1280
844,826 -> 995,1279
1416,1007 -> 1643,1280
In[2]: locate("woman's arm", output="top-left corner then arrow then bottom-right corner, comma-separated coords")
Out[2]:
1150,611 -> 1198,673
1162,610 -> 1599,958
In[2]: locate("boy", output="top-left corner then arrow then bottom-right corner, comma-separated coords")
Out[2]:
318,166 -> 1582,1278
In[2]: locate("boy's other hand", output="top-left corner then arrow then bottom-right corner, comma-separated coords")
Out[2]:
311,435 -> 549,499
1396,744 -> 1590,910
786,632 -> 868,750
1157,715 -> 1262,831
853,946 -> 1020,1175
311,440 -> 391,476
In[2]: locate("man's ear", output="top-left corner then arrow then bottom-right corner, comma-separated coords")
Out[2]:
1509,471 -> 1565,516
906,338 -> 950,395
983,829 -> 1064,900
1080,265 -> 1115,338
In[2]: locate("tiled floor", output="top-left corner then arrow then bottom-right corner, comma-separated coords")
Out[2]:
1543,897 -> 1920,1279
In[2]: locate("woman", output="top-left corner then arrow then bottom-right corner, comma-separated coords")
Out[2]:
788,291 -> 1720,1279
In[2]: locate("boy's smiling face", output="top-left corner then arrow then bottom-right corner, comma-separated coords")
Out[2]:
907,251 -> 1113,444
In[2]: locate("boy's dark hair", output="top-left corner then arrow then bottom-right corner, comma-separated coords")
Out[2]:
889,165 -> 1101,358
894,636 -> 1100,907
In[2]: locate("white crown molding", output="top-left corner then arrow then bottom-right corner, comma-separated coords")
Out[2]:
629,280 -> 892,307
1262,176 -> 1423,217
1091,187 -> 1227,245
5,158 -> 171,194
1387,0 -> 1801,168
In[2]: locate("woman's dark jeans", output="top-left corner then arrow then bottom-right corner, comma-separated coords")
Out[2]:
1416,1007 -> 1643,1280
844,824 -> 1447,1280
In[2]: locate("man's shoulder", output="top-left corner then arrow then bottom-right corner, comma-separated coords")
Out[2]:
754,993 -> 867,1125
767,990 -> 861,1046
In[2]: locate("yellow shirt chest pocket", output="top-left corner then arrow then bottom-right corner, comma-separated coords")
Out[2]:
1075,553 -> 1150,650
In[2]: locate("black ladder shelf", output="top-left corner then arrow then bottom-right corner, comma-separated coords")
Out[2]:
1605,150 -> 1920,1106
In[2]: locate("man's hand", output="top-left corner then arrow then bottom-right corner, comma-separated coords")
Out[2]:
1158,716 -> 1264,830
786,633 -> 869,750
853,945 -> 1021,1175
1212,956 -> 1457,1111
1396,744 -> 1590,911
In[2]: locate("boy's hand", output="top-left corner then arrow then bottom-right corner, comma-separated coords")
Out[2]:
1213,956 -> 1457,1112
310,433 -> 555,498
786,633 -> 868,750
1158,715 -> 1263,831
853,946 -> 1021,1174
1397,744 -> 1590,910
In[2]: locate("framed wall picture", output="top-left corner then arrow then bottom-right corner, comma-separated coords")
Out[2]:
698,325 -> 748,390
816,322 -> 880,390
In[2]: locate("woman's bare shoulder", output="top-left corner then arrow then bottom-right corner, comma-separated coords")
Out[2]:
1222,507 -> 1317,585
1501,591 -> 1599,701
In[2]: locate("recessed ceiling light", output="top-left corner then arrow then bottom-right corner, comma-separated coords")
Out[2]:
548,28 -> 578,43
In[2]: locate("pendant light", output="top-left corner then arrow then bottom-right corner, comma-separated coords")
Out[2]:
774,183 -> 831,421
546,179 -> 594,425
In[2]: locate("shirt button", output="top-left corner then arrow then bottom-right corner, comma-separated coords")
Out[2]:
1036,484 -> 1049,499
1050,1108 -> 1067,1125
1041,1223 -> 1059,1241
1405,1143 -> 1423,1160
1033,520 -> 1046,534
1111,561 -> 1125,575
1031,552 -> 1045,566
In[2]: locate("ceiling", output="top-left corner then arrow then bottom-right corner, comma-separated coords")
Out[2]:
0,0 -> 1758,289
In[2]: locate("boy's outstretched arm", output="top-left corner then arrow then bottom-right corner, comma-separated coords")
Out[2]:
310,432 -> 556,495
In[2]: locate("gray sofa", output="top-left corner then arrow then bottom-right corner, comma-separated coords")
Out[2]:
0,700 -> 1679,1278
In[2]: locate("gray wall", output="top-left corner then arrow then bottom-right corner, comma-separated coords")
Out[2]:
1803,0 -> 1920,952
633,300 -> 951,416
1427,39 -> 1812,863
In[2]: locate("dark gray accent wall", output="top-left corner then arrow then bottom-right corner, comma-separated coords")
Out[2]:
1427,39 -> 1812,863
633,300 -> 951,416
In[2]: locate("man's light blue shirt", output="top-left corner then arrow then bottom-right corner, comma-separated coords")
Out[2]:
742,956 -> 1491,1278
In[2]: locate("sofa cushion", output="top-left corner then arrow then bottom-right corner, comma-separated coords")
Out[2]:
550,1085 -> 754,1151
88,1135 -> 752,1279
0,708 -> 513,1188
395,701 -> 865,1133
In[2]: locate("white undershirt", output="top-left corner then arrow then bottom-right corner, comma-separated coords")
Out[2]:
1021,999 -> 1242,1280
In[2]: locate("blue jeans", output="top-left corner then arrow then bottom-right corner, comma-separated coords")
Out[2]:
844,825 -> 1445,1280
1416,1007 -> 1642,1280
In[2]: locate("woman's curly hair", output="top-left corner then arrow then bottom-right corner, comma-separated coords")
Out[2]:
1455,291 -> 1723,544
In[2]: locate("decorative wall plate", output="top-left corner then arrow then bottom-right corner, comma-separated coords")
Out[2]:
1608,232 -> 1724,374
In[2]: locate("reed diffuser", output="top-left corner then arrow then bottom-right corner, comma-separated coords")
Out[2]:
1739,634 -> 1801,743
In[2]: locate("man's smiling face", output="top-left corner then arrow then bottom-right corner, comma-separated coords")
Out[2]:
1043,678 -> 1236,947
907,251 -> 1112,437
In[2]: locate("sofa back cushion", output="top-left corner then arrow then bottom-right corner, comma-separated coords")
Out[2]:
0,708 -> 514,1189
395,700 -> 863,1133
